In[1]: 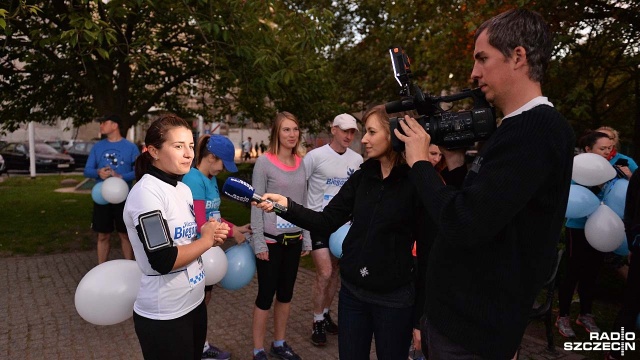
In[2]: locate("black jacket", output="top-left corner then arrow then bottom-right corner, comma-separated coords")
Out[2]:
282,158 -> 433,293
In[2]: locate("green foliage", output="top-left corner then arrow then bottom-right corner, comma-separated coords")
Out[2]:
1,0 -> 341,134
329,0 -> 639,156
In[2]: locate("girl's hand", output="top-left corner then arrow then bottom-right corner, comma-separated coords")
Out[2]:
618,165 -> 632,179
233,231 -> 246,244
236,223 -> 252,234
202,220 -> 229,246
256,251 -> 269,261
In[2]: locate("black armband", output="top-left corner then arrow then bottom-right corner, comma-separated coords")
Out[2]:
136,210 -> 173,252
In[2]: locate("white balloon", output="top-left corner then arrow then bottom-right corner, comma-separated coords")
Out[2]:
75,260 -> 142,325
202,247 -> 228,285
101,177 -> 130,204
572,153 -> 616,186
584,204 -> 625,252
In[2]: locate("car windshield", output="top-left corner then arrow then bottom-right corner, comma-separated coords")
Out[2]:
33,143 -> 61,154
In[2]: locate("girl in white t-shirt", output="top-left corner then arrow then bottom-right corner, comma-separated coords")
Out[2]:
124,115 -> 229,360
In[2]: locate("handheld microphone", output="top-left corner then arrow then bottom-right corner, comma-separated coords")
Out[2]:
222,177 -> 287,214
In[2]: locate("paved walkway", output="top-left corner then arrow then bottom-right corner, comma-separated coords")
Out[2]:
0,251 -> 586,360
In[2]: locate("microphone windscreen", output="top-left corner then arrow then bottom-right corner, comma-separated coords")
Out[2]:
222,177 -> 255,204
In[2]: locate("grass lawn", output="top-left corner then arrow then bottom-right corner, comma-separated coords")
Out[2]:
0,173 -> 95,256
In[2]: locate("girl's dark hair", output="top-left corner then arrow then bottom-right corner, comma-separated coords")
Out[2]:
578,130 -> 610,152
361,105 -> 405,166
195,134 -> 213,167
134,114 -> 191,180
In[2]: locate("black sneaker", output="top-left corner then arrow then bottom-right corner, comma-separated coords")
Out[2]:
324,312 -> 338,335
311,320 -> 327,346
270,342 -> 301,360
253,350 -> 268,360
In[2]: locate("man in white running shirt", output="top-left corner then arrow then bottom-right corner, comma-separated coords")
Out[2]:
304,114 -> 363,346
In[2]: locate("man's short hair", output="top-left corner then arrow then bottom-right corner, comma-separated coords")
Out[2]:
475,8 -> 552,83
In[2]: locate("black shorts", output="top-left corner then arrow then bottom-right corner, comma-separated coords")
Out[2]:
91,201 -> 127,234
311,232 -> 329,251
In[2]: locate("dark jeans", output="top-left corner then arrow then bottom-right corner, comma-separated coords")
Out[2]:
133,300 -> 207,360
338,286 -> 412,360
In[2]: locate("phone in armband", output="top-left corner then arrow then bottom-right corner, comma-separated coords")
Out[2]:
138,210 -> 173,252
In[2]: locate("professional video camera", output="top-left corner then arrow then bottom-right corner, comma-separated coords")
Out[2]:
385,47 -> 497,151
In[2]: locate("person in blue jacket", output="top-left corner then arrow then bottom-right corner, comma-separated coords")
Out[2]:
84,114 -> 140,264
597,126 -> 637,179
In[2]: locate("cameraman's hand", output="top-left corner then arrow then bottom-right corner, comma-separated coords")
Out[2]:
394,115 -> 431,167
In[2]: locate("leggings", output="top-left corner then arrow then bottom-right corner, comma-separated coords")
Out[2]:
558,228 -> 605,316
255,241 -> 302,310
133,301 -> 207,360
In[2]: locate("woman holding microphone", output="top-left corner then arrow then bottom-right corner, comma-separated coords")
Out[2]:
254,105 -> 434,360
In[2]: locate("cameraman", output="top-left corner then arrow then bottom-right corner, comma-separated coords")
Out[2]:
395,9 -> 575,360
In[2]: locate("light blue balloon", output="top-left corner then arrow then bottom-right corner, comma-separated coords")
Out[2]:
613,236 -> 629,256
91,182 -> 108,205
604,179 -> 629,218
329,224 -> 350,258
565,185 -> 599,219
219,242 -> 256,290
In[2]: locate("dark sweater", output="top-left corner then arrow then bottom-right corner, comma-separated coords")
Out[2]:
409,105 -> 574,359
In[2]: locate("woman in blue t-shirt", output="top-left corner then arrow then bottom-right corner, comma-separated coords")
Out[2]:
182,134 -> 251,360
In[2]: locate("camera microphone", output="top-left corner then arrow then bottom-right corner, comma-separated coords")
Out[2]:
222,177 -> 287,214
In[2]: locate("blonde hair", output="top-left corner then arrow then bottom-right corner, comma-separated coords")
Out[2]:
596,126 -> 619,148
267,111 -> 303,157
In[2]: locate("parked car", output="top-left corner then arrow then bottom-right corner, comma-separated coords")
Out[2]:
0,154 -> 5,174
65,140 -> 96,169
0,142 -> 75,172
45,140 -> 66,152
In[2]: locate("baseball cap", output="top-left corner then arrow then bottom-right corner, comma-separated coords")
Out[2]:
332,113 -> 359,132
206,135 -> 238,173
97,114 -> 122,126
